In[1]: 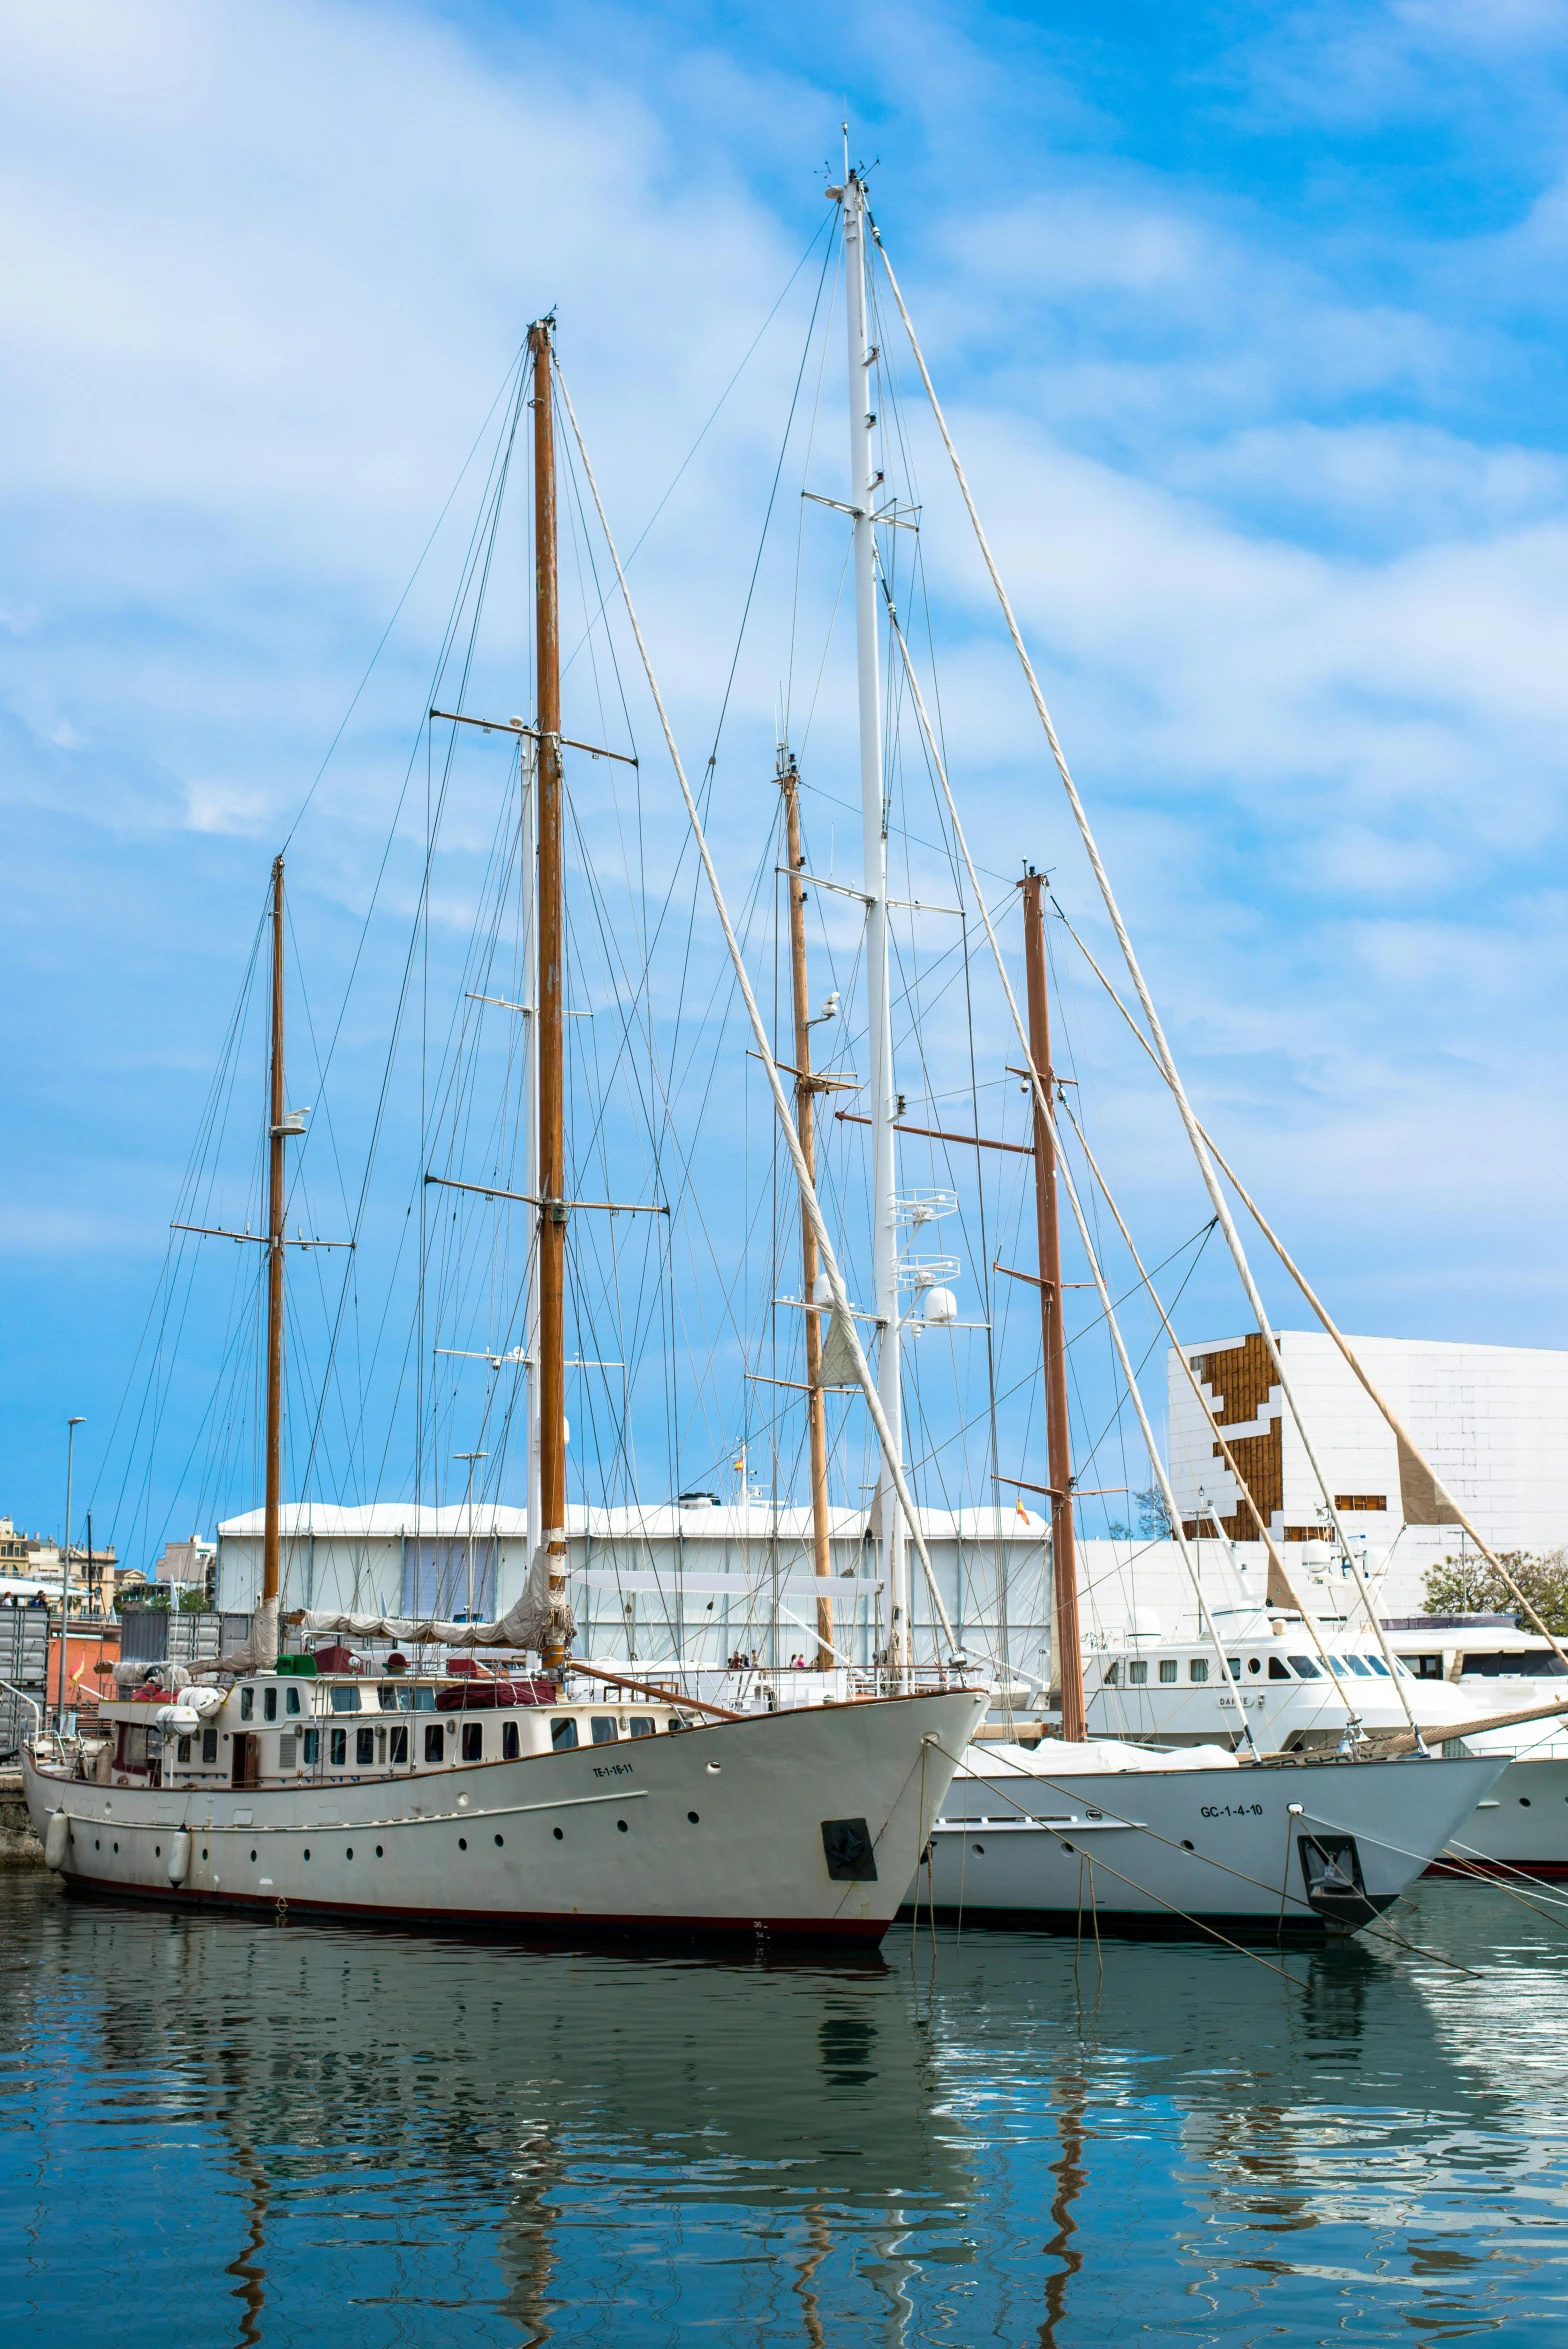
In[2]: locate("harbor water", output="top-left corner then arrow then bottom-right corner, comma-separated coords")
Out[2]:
3,1875 -> 1566,2345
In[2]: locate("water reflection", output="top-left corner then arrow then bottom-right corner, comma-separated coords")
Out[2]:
2,1878 -> 1566,2346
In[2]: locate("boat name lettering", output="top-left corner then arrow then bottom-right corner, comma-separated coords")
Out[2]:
592,1763 -> 635,1779
1199,1803 -> 1264,1819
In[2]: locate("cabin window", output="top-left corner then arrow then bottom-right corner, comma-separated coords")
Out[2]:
303,1728 -> 320,1764
330,1686 -> 361,1713
1190,1658 -> 1209,1683
424,1723 -> 445,1763
201,1727 -> 219,1763
590,1717 -> 619,1745
630,1717 -> 655,1739
1158,1660 -> 1177,1683
551,1717 -> 579,1751
1268,1657 -> 1292,1681
1363,1655 -> 1391,1677
330,1728 -> 347,1767
1127,1661 -> 1148,1685
462,1723 -> 483,1762
263,1686 -> 278,1722
1102,1662 -> 1119,1686
176,1736 -> 192,1763
1402,1654 -> 1444,1679
1247,1658 -> 1262,1675
1226,1659 -> 1241,1679
500,1720 -> 519,1759
380,1684 -> 410,1710
1288,1656 -> 1322,1680
286,1686 -> 302,1715
411,1686 -> 436,1712
278,1733 -> 298,1768
116,1724 -> 149,1770
240,1687 -> 254,1721
356,1727 -> 375,1767
1338,1653 -> 1371,1676
390,1724 -> 409,1764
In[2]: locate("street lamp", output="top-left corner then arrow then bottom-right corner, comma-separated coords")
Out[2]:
454,1450 -> 488,1623
57,1416 -> 85,1729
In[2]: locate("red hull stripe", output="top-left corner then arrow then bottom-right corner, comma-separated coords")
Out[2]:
60,1873 -> 887,1941
1425,1856 -> 1568,1881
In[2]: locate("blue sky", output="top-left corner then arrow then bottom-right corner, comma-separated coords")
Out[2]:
4,0 -> 1568,1556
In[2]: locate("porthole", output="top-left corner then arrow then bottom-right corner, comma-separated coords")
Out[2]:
375,1845 -> 384,1858
155,1845 -> 161,1857
346,1847 -> 354,1860
616,1820 -> 628,1833
493,1834 -> 504,1848
250,1850 -> 257,1862
705,1761 -> 721,1775
458,1837 -> 468,1851
1520,1796 -> 1533,1807
971,1842 -> 985,1856
687,1810 -> 699,1824
113,1842 -> 119,1853
552,1827 -> 564,1841
94,1838 -> 100,1851
1181,1839 -> 1195,1851
201,1847 -> 209,1860
1059,1840 -> 1075,1855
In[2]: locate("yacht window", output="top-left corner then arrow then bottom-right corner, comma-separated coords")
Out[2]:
1158,1660 -> 1178,1683
1127,1661 -> 1148,1685
380,1683 -> 412,1710
1102,1662 -> 1119,1686
176,1736 -> 192,1763
424,1723 -> 444,1763
279,1733 -> 298,1768
286,1686 -> 301,1715
1338,1653 -> 1371,1677
1403,1654 -> 1445,1679
201,1728 -> 219,1764
239,1687 -> 254,1721
303,1728 -> 320,1764
330,1686 -> 361,1713
1268,1657 -> 1292,1680
1246,1657 -> 1262,1675
330,1728 -> 347,1767
590,1716 -> 619,1745
1226,1659 -> 1241,1679
551,1717 -> 579,1751
1461,1650 -> 1551,1678
1287,1657 -> 1322,1680
390,1724 -> 409,1765
356,1727 -> 375,1767
411,1686 -> 436,1712
630,1717 -> 655,1738
502,1721 -> 519,1760
263,1686 -> 278,1722
1190,1658 -> 1209,1684
462,1723 -> 483,1762
1363,1655 -> 1391,1677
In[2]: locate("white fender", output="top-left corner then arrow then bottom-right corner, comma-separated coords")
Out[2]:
44,1809 -> 71,1871
167,1829 -> 192,1887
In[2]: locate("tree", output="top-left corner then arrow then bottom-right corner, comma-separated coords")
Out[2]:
1136,1483 -> 1174,1539
1422,1549 -> 1568,1636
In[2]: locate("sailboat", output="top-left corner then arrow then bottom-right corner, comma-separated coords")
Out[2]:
23,314 -> 985,1941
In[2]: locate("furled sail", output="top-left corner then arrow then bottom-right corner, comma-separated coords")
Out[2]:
288,1546 -> 573,1655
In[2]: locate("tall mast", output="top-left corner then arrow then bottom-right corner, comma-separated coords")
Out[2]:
263,852 -> 286,1613
842,171 -> 906,1683
530,317 -> 569,1681
779,749 -> 834,1667
1021,870 -> 1085,1740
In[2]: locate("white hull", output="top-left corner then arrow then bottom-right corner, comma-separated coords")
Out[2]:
26,1687 -> 984,1944
1427,1752 -> 1568,1878
916,1751 -> 1506,1933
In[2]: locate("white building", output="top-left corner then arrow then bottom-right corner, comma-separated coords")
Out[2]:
1167,1331 -> 1568,1616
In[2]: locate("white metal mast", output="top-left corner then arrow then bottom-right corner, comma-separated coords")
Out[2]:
842,169 -> 907,1683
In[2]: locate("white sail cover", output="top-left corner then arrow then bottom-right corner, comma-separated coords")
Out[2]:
212,1594 -> 280,1675
290,1546 -> 573,1654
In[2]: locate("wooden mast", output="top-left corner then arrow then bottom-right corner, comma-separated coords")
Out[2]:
1021,870 -> 1086,1740
531,317 -> 569,1681
263,852 -> 286,1613
779,749 -> 834,1668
